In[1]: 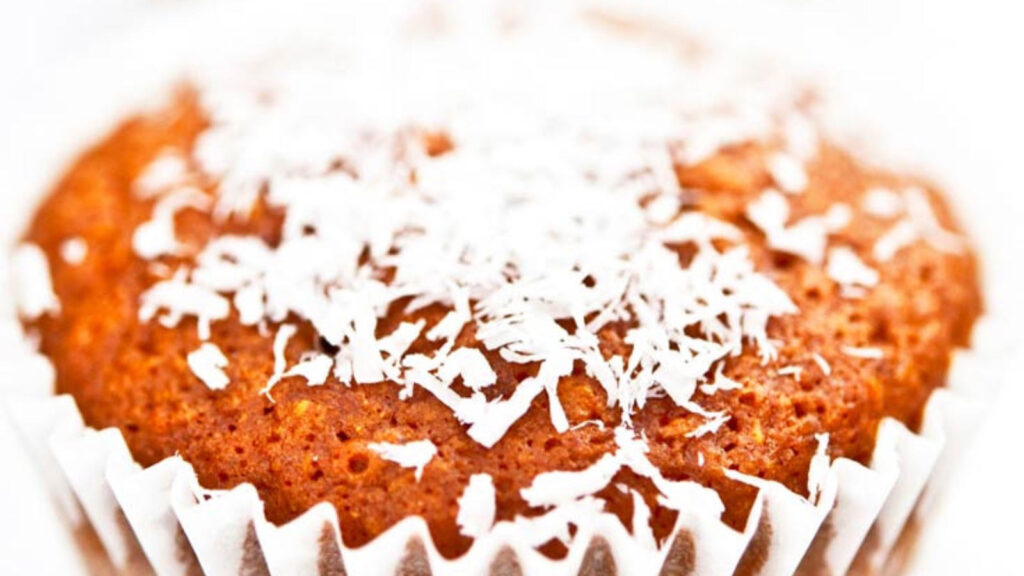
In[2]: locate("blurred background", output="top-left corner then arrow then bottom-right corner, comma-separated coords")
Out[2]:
1,0 -> 1021,573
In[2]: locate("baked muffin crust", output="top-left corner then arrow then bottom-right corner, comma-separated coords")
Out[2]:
17,7 -> 981,561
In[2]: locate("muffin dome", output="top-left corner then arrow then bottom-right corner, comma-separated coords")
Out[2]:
18,3 -> 980,563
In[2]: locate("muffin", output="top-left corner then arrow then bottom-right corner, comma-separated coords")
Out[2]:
10,2 -> 982,575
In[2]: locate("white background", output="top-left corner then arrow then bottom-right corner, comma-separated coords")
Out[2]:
0,1 -> 1022,574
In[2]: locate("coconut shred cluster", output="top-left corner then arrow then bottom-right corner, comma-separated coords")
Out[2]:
76,0 -> 959,547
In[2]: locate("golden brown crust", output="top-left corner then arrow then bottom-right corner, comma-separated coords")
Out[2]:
22,93 -> 982,558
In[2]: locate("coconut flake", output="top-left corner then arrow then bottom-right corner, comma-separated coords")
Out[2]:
824,203 -> 853,231
644,194 -> 682,225
134,150 -> 188,197
368,439 -> 438,481
59,237 -> 88,265
827,247 -> 879,288
746,189 -> 828,264
133,187 -> 211,260
379,320 -> 426,380
873,187 -> 965,261
234,284 -> 265,326
767,153 -> 807,194
261,323 -> 297,396
283,353 -> 333,386
12,243 -> 60,320
811,353 -> 831,376
456,473 -> 497,538
699,364 -> 741,395
379,321 -> 426,360
862,187 -> 904,219
138,270 -> 229,339
187,342 -> 230,390
874,220 -> 919,262
841,346 -> 884,360
426,286 -> 471,344
778,365 -> 803,382
456,349 -> 576,448
439,348 -> 497,390
685,411 -> 730,438
746,189 -> 790,232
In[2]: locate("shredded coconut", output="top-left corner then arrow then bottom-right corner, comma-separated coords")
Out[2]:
138,270 -> 229,340
746,189 -> 828,264
874,220 -> 919,262
570,419 -> 607,431
139,39 -> 804,445
841,346 -> 884,360
862,187 -> 903,219
811,353 -> 832,376
823,203 -> 853,231
685,411 -> 731,438
368,439 -> 438,481
100,1 -> 966,548
134,150 -> 189,197
59,237 -> 88,265
283,353 -> 333,387
767,153 -> 807,194
778,365 -> 803,382
438,348 -> 497,390
131,4 -> 812,451
873,186 -> 964,261
118,2 -> 856,532
827,247 -> 879,288
698,364 -> 742,395
187,342 -> 230,390
456,474 -> 497,538
261,323 -> 297,397
132,187 -> 212,260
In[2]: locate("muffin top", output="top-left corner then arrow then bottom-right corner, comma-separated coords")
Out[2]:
16,2 -> 980,561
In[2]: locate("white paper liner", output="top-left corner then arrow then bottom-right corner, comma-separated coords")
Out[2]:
0,317 -> 999,576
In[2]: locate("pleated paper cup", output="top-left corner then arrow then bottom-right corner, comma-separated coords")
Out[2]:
0,316 -> 1001,576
